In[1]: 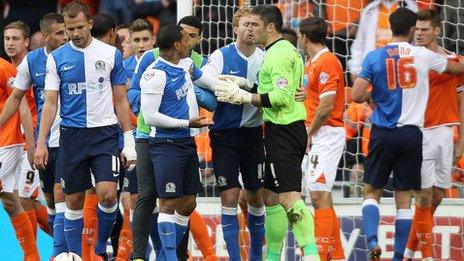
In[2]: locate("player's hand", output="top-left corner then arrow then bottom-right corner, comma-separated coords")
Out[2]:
215,79 -> 252,104
218,75 -> 254,91
454,141 -> 464,164
27,146 -> 36,170
34,142 -> 48,170
189,115 -> 213,128
295,86 -> 307,102
121,131 -> 137,172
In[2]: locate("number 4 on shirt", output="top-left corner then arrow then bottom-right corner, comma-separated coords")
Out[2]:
385,57 -> 417,90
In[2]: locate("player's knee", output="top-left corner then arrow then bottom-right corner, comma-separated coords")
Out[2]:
220,189 -> 239,207
432,188 -> 444,208
159,198 -> 177,214
1,193 -> 22,217
177,197 -> 196,216
263,189 -> 279,206
19,197 -> 35,211
246,189 -> 264,208
414,188 -> 433,207
310,191 -> 332,209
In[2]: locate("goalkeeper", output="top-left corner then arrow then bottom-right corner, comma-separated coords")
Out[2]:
214,4 -> 319,260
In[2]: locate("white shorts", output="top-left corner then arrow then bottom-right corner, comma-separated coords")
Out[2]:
421,126 -> 453,189
0,145 -> 23,193
302,125 -> 345,194
16,151 -> 41,198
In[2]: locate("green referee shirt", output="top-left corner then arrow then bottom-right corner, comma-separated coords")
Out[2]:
258,38 -> 307,125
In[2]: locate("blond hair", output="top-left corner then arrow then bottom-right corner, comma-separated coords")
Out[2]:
233,6 -> 253,27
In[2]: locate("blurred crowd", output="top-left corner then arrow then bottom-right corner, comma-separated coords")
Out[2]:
1,0 -> 463,198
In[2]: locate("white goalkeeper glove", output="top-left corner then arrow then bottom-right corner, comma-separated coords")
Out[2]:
121,130 -> 137,172
214,79 -> 252,105
218,74 -> 254,91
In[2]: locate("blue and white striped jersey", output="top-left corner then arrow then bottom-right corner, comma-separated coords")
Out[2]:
45,38 -> 126,128
15,47 -> 60,147
140,57 -> 199,138
359,42 -> 447,129
201,43 -> 264,130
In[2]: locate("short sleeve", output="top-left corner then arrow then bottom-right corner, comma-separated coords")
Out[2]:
130,51 -> 155,91
426,48 -> 447,74
111,49 -> 127,85
0,63 -> 17,93
316,58 -> 340,98
200,49 -> 223,77
140,68 -> 166,95
45,55 -> 60,91
14,57 -> 32,91
358,52 -> 373,82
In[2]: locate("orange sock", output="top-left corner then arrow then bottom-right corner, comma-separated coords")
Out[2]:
238,212 -> 249,261
11,212 -> 40,261
116,209 -> 133,261
25,209 -> 37,240
82,193 -> 98,261
330,208 -> 345,260
414,206 -> 433,258
35,203 -> 52,236
315,208 -> 335,261
406,217 -> 418,253
189,210 -> 217,260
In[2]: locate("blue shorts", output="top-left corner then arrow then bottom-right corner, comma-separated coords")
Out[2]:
38,147 -> 62,194
363,125 -> 422,190
59,124 -> 120,194
122,167 -> 138,193
210,127 -> 264,192
149,137 -> 201,198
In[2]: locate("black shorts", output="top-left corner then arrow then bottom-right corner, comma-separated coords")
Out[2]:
210,126 -> 264,192
149,137 -> 202,198
39,147 -> 61,194
363,125 -> 422,190
59,124 -> 120,194
263,121 -> 307,193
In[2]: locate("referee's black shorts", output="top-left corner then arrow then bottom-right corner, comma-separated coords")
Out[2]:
263,120 -> 307,193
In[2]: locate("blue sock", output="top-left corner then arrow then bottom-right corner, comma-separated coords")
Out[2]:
47,208 -> 56,234
158,213 -> 177,261
64,208 -> 83,255
221,207 -> 240,261
247,206 -> 265,261
393,209 -> 412,261
52,211 -> 68,256
362,199 -> 380,250
174,212 -> 189,247
95,202 -> 118,255
150,211 -> 162,255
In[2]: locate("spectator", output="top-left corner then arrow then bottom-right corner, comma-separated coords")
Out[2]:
99,0 -> 131,25
347,0 -> 417,82
132,0 -> 176,29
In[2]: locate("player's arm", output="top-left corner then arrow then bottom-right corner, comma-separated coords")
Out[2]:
352,53 -> 373,103
455,86 -> 464,162
443,61 -> 464,75
0,57 -> 31,127
35,55 -> 60,169
127,51 -> 155,115
18,95 -> 35,166
112,50 -> 137,168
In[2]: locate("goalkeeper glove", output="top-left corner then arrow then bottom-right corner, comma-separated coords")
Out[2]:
218,74 -> 254,91
214,79 -> 252,104
121,130 -> 137,171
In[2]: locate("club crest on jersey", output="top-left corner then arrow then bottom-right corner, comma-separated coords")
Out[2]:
95,60 -> 106,71
7,77 -> 15,87
217,176 -> 227,187
276,77 -> 288,89
319,72 -> 329,84
165,182 -> 176,193
144,70 -> 155,81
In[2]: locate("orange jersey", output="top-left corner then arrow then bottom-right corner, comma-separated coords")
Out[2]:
424,53 -> 464,128
304,48 -> 345,127
0,58 -> 23,147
